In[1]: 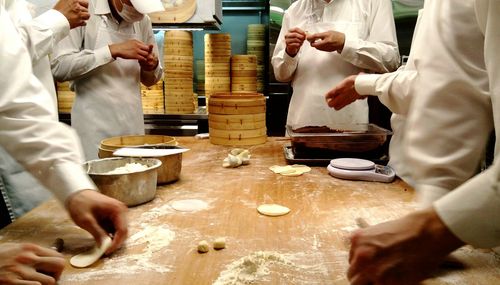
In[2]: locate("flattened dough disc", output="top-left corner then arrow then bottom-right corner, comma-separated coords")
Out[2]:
70,236 -> 113,268
257,204 -> 290,217
330,158 -> 374,171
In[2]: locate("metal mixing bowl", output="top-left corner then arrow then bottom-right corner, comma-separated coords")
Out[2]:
84,157 -> 162,206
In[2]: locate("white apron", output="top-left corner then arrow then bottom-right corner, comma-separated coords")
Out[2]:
287,1 -> 369,129
72,16 -> 144,160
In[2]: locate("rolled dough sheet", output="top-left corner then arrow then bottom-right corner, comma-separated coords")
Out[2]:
170,199 -> 208,212
257,204 -> 290,217
70,236 -> 113,268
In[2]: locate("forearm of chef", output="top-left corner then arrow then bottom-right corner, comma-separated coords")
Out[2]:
271,48 -> 298,82
40,161 -> 97,205
434,162 -> 500,248
355,69 -> 415,115
51,46 -> 113,82
341,37 -> 400,73
140,60 -> 163,87
17,10 -> 69,63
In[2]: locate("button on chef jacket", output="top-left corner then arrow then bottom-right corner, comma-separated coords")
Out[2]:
0,5 -> 96,204
51,0 -> 163,160
272,0 -> 400,130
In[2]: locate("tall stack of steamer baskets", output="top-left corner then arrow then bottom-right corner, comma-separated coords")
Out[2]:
204,33 -> 232,107
247,24 -> 266,92
56,81 -> 75,113
163,30 -> 196,114
140,80 -> 164,114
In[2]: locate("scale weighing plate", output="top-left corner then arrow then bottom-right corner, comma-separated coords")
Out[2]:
327,158 -> 395,183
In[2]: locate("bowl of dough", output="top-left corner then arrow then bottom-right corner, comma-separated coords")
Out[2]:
84,157 -> 162,206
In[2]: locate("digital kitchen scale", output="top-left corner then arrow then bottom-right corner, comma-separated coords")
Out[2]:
327,158 -> 395,183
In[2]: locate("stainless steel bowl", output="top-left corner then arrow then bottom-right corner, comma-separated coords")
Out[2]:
84,157 -> 162,206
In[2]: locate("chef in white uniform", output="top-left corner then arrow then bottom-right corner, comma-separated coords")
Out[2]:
347,1 -> 500,284
0,4 -> 128,283
272,0 -> 400,130
51,0 -> 164,160
0,0 -> 90,221
324,8 -> 423,188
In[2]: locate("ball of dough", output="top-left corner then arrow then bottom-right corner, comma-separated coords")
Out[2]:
197,240 -> 210,253
213,237 -> 226,250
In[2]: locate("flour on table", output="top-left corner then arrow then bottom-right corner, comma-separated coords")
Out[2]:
170,199 -> 209,212
213,251 -> 294,285
62,225 -> 175,282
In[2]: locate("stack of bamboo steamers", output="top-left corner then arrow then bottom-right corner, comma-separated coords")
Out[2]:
205,32 -> 266,146
56,81 -> 75,113
163,30 -> 196,114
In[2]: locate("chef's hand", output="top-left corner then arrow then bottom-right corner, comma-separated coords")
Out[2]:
348,208 -> 464,285
307,30 -> 345,53
0,242 -> 65,285
65,190 -> 128,254
109,40 -> 151,61
285,27 -> 307,57
53,0 -> 90,29
139,44 -> 159,71
325,75 -> 366,110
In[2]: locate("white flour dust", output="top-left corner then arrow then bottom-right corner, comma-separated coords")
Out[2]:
170,199 -> 209,212
212,251 -> 329,285
63,225 -> 175,282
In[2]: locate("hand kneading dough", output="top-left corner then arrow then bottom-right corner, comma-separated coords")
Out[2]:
198,240 -> 210,253
257,204 -> 290,217
213,237 -> 226,250
70,236 -> 113,268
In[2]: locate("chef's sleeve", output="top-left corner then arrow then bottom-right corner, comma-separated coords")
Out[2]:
140,16 -> 163,87
271,10 -> 299,83
340,0 -> 400,73
0,9 -> 96,205
51,26 -> 114,82
14,7 -> 70,63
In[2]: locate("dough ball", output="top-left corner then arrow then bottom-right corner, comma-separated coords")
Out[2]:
213,237 -> 226,250
197,240 -> 210,253
222,154 -> 242,168
257,204 -> 290,217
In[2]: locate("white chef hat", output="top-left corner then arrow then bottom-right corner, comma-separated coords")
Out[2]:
130,0 -> 165,14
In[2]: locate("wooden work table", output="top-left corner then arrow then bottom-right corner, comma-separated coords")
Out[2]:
1,138 -> 499,284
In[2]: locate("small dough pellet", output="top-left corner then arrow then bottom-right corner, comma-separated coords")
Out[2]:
197,240 -> 210,253
213,237 -> 226,250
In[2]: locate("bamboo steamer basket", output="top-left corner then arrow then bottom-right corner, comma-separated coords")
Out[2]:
56,82 -> 75,113
149,0 -> 196,23
164,31 -> 194,114
208,93 -> 267,146
205,34 -> 232,108
99,135 -> 177,158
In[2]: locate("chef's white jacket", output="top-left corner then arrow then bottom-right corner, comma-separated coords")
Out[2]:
0,5 -> 96,204
5,0 -> 69,120
50,0 -> 163,160
272,0 -> 399,129
353,9 -> 424,187
406,0 -> 499,248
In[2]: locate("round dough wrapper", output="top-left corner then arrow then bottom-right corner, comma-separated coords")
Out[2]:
70,236 -> 113,268
280,169 -> 303,176
290,164 -> 311,173
257,204 -> 290,217
269,165 -> 291,174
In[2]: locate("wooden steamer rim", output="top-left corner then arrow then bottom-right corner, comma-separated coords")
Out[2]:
149,0 -> 196,24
